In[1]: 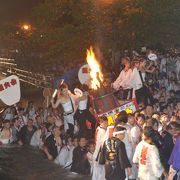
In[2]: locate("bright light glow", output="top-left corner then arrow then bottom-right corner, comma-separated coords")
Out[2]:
23,25 -> 30,30
86,46 -> 103,90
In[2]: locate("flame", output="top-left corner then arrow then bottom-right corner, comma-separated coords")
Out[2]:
86,46 -> 103,90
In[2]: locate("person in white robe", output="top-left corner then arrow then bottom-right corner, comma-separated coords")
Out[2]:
54,136 -> 74,169
133,126 -> 168,180
30,124 -> 47,149
92,116 -> 108,180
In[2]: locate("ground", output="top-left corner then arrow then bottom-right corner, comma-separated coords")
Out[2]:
0,145 -> 91,180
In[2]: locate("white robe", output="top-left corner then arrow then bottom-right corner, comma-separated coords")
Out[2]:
30,129 -> 44,149
87,152 -> 94,174
54,145 -> 74,168
133,140 -> 164,180
92,126 -> 106,180
113,69 -> 127,90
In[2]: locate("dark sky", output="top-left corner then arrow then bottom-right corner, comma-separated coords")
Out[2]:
0,0 -> 39,23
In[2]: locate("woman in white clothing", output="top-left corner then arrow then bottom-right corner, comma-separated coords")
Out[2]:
0,120 -> 12,144
51,82 -> 78,133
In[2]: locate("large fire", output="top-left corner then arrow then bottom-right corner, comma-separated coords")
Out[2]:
86,46 -> 103,90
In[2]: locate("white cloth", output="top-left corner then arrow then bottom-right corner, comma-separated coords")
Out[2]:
0,128 -> 12,144
18,115 -> 27,129
123,68 -> 143,90
54,145 -> 74,168
53,115 -> 63,127
115,69 -> 133,90
160,58 -> 167,73
92,126 -> 107,180
87,152 -> 94,174
25,107 -> 36,120
62,101 -> 73,112
78,99 -> 88,110
130,125 -> 141,149
113,69 -> 127,90
30,129 -> 44,149
63,114 -> 74,132
133,140 -> 164,180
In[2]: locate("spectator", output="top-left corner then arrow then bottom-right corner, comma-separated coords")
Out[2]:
55,136 -> 74,168
133,127 -> 168,179
18,119 -> 37,146
43,126 -> 61,160
30,123 -> 47,149
71,137 -> 90,175
0,120 -> 12,144
10,118 -> 20,144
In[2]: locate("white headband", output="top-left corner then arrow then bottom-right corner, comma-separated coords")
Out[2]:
113,130 -> 126,136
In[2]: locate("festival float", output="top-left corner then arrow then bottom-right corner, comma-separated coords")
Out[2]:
86,46 -> 138,126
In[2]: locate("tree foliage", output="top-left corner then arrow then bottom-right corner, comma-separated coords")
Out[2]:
1,0 -> 180,62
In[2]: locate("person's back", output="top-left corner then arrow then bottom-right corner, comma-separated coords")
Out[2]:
99,126 -> 132,180
133,127 -> 167,180
133,140 -> 163,180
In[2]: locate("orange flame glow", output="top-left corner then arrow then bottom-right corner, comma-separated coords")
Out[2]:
86,46 -> 103,90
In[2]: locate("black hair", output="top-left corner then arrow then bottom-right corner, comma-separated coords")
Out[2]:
60,125 -> 64,131
12,117 -> 18,124
98,116 -> 108,124
169,121 -> 180,129
136,114 -> 145,121
115,111 -> 128,125
80,84 -> 89,92
18,107 -> 24,112
146,118 -> 158,128
46,123 -> 53,131
3,119 -> 10,124
143,126 -> 155,138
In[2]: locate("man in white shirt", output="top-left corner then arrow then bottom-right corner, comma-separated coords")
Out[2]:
123,59 -> 148,105
113,58 -> 133,99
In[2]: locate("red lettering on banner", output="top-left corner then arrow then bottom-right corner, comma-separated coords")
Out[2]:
4,82 -> 10,89
82,67 -> 88,73
11,79 -> 17,86
140,146 -> 148,165
0,84 -> 4,91
95,128 -> 99,146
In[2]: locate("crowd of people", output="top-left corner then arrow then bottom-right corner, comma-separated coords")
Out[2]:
0,48 -> 180,180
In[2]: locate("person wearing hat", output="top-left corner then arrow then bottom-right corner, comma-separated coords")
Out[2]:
99,126 -> 133,180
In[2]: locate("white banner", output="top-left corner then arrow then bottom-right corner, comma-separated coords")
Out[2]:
0,75 -> 21,106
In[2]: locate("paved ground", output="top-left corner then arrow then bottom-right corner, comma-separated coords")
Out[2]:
0,145 -> 91,180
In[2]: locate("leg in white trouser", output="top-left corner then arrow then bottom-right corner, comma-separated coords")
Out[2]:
92,162 -> 106,180
63,114 -> 74,132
